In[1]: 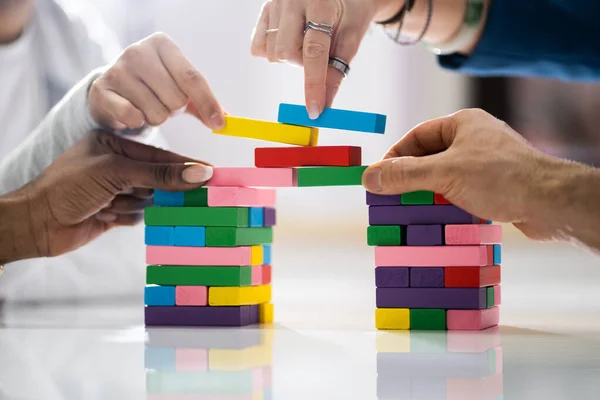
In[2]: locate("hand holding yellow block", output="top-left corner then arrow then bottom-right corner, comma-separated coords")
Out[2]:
213,116 -> 319,146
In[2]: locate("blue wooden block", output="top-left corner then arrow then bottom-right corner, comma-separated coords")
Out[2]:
277,103 -> 386,134
154,190 -> 184,206
249,207 -> 264,227
263,244 -> 272,265
493,244 -> 502,265
145,226 -> 175,246
174,226 -> 206,246
145,285 -> 175,306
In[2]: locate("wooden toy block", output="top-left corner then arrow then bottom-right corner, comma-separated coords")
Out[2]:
261,265 -> 272,285
145,207 -> 249,227
366,192 -> 401,206
182,187 -> 208,206
277,103 -> 386,134
444,265 -> 501,288
145,305 -> 259,327
447,306 -> 500,330
401,191 -> 434,205
486,245 -> 494,265
147,266 -> 253,286
249,207 -> 264,227
154,190 -> 184,206
376,287 -> 487,309
445,224 -> 502,245
486,286 -> 495,308
175,348 -> 208,372
251,266 -> 262,286
146,245 -> 263,266
375,308 -> 410,330
494,285 -> 501,305
145,226 -> 175,246
447,326 -> 500,353
367,225 -> 402,246
263,208 -> 276,227
175,286 -> 207,306
259,303 -> 274,323
369,205 -> 478,226
209,284 -> 272,306
410,309 -> 446,330
296,166 -> 367,187
209,343 -> 273,371
410,267 -> 444,288
262,245 -> 272,264
205,227 -> 273,247
146,327 -> 265,349
375,245 -> 489,267
208,187 -> 276,207
493,244 -> 502,264
145,285 -> 175,306
375,267 -> 409,288
434,193 -> 451,204
375,332 -> 411,353
213,115 -> 319,146
406,225 -> 443,246
144,347 -> 177,371
205,167 -> 297,187
173,226 -> 206,247
446,372 -> 504,400
255,146 -> 361,167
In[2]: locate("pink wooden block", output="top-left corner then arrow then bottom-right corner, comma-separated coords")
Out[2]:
447,306 -> 500,330
176,286 -> 207,306
207,187 -> 276,207
445,225 -> 502,245
205,167 -> 297,187
446,372 -> 503,400
146,246 -> 259,266
494,285 -> 502,305
175,348 -> 208,371
251,266 -> 263,286
375,246 -> 489,267
447,326 -> 501,353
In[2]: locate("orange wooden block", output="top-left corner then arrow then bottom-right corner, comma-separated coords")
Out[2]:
445,265 -> 501,288
261,265 -> 272,285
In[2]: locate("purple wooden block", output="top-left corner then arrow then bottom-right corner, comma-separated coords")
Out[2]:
369,205 -> 477,226
410,267 -> 444,288
375,267 -> 409,288
376,287 -> 487,309
366,191 -> 401,206
145,305 -> 259,327
406,225 -> 443,246
264,207 -> 276,227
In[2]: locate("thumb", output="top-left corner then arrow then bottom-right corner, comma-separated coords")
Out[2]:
117,159 -> 214,191
362,154 -> 445,195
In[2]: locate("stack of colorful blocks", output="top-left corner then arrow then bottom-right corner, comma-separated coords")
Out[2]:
368,192 -> 503,330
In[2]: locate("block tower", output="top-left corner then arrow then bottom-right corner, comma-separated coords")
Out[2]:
368,191 -> 503,330
143,103 -> 385,327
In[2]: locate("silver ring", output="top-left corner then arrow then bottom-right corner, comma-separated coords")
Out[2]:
328,57 -> 350,78
304,20 -> 333,37
264,28 -> 279,35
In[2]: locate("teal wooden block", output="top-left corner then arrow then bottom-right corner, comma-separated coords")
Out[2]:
493,244 -> 502,265
174,227 -> 206,247
263,244 -> 272,264
154,191 -> 184,206
249,207 -> 264,227
145,285 -> 175,306
145,226 -> 175,246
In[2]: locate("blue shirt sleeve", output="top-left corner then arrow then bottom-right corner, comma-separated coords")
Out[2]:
438,0 -> 600,81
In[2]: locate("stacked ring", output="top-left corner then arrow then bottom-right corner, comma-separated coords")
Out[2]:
328,56 -> 350,78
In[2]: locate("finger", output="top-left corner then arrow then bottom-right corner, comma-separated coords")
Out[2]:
156,37 -> 225,130
136,51 -> 188,112
251,1 -> 271,58
383,115 -> 457,159
274,0 -> 305,65
107,195 -> 154,214
266,0 -> 281,62
362,154 -> 446,195
96,89 -> 145,130
110,213 -> 144,227
96,211 -> 117,222
129,187 -> 154,199
303,3 -> 337,119
325,28 -> 364,107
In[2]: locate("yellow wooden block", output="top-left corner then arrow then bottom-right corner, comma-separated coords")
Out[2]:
259,303 -> 274,323
251,245 -> 263,266
375,308 -> 410,330
376,331 -> 411,353
209,343 -> 273,370
209,284 -> 272,306
213,116 -> 319,146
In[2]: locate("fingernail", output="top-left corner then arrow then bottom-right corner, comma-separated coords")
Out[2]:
307,101 -> 320,120
182,163 -> 214,183
210,112 -> 225,130
363,167 -> 383,192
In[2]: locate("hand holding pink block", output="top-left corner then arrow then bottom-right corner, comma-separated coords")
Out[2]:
206,167 -> 297,187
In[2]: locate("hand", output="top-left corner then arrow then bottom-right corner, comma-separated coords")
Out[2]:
362,109 -> 596,243
250,0 -> 393,117
11,131 -> 213,260
89,33 -> 225,131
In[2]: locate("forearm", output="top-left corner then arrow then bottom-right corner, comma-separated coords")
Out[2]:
0,190 -> 40,265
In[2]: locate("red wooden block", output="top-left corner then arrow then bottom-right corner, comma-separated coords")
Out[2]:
445,265 -> 501,288
261,265 -> 272,285
255,146 -> 361,167
434,193 -> 451,204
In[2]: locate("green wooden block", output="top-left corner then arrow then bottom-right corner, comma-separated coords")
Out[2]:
144,207 -> 248,227
367,225 -> 402,246
296,166 -> 367,187
146,370 -> 255,395
401,191 -> 434,205
146,266 -> 252,286
183,188 -> 208,206
410,309 -> 446,330
205,227 -> 273,247
486,286 -> 495,308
